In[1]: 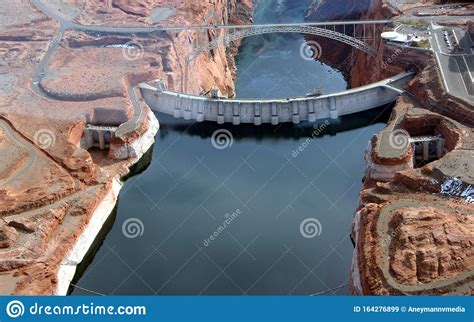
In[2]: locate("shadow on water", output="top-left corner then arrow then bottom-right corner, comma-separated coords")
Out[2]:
68,146 -> 155,295
157,103 -> 393,141
68,104 -> 391,296
69,0 -> 392,296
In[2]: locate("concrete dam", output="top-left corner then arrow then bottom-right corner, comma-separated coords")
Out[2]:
139,72 -> 414,125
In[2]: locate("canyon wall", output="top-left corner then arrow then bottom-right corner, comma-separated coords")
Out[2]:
305,0 -> 474,295
0,0 -> 252,295
156,0 -> 253,97
306,0 -> 473,125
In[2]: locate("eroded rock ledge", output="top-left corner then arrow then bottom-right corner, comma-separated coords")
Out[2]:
0,0 -> 251,295
351,99 -> 473,295
306,0 -> 474,295
304,0 -> 474,296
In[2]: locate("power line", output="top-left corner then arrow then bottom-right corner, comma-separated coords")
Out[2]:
309,282 -> 349,296
69,283 -> 106,296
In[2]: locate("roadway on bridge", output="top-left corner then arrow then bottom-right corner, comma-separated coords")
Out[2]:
30,0 -> 473,33
30,0 -> 473,120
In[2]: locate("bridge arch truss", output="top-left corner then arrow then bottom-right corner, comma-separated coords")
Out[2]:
188,24 -> 377,60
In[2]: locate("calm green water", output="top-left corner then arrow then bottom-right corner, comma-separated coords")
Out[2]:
72,0 -> 386,295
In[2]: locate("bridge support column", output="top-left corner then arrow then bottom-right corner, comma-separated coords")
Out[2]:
84,129 -> 94,148
292,101 -> 300,124
254,102 -> 262,126
232,102 -> 240,125
217,101 -> 225,124
308,100 -> 316,122
174,95 -> 181,118
271,102 -> 279,125
329,97 -> 338,120
436,138 -> 445,159
98,131 -> 105,150
422,141 -> 430,161
184,99 -> 192,120
196,100 -> 205,122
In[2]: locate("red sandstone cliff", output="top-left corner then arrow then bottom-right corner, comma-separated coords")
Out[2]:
306,0 -> 474,296
0,0 -> 252,295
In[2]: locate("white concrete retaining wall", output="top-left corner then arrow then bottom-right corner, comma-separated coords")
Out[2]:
140,72 -> 413,125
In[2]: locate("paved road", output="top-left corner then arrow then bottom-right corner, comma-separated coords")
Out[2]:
30,0 -> 473,132
430,23 -> 474,105
30,1 -> 144,137
28,0 -> 399,136
401,2 -> 472,17
32,0 -> 470,33
0,119 -> 38,188
31,29 -> 64,99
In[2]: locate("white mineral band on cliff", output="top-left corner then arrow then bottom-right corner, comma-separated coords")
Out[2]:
55,109 -> 159,295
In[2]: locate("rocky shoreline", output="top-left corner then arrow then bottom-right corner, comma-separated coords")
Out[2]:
55,108 -> 159,295
306,0 -> 473,295
0,0 -> 252,295
1,0 -> 471,296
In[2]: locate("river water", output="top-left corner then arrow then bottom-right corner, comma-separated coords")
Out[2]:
72,0 -> 387,295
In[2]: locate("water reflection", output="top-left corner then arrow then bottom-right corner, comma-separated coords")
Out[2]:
71,0 -> 385,296
158,104 -> 392,142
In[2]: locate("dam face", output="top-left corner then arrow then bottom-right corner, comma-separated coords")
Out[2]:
141,72 -> 413,125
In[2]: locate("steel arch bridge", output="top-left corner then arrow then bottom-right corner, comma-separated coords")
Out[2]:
188,24 -> 377,60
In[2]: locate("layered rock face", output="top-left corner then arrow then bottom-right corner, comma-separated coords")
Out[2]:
48,0 -> 252,97
352,99 -> 474,295
305,0 -> 375,77
0,0 -> 250,295
353,199 -> 473,295
306,0 -> 474,295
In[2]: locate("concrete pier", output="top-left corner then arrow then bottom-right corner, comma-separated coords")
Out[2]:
83,125 -> 118,150
410,135 -> 446,162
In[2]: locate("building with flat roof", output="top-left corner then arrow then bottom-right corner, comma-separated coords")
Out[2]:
381,31 -> 409,43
